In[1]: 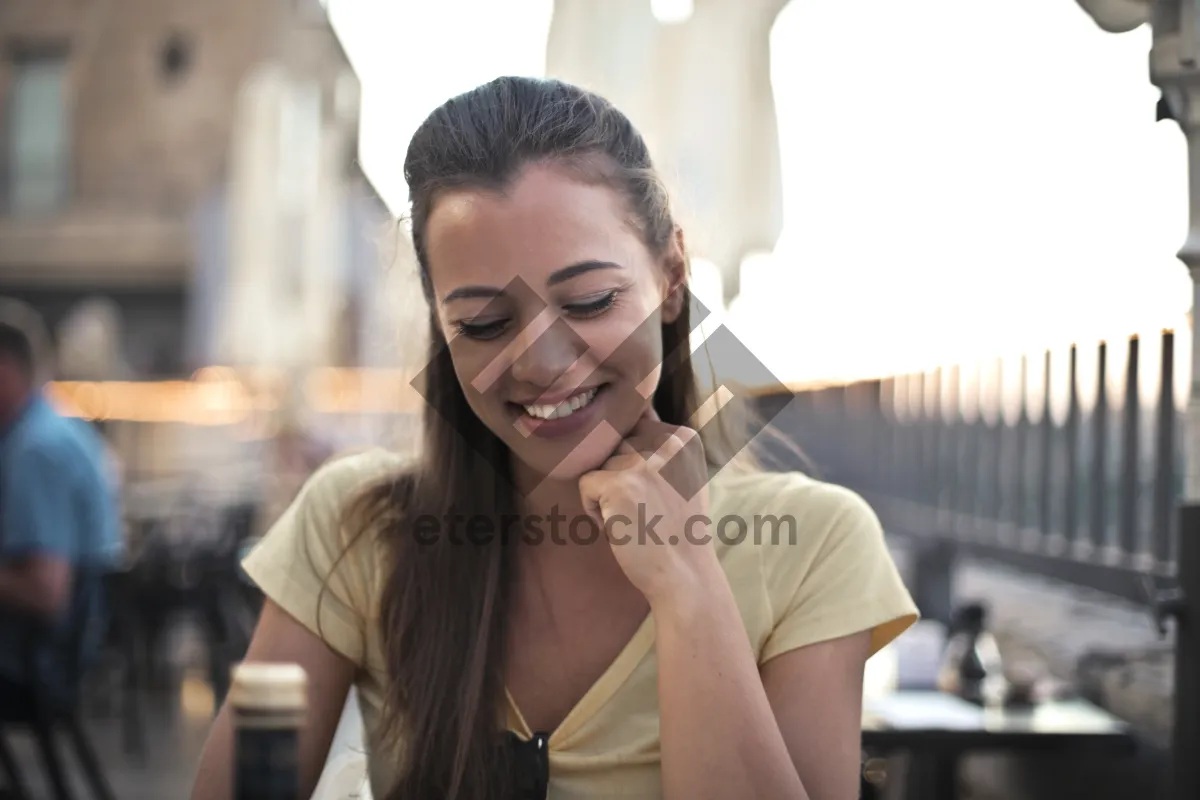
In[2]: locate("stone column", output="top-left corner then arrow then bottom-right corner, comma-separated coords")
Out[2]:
1147,5 -> 1200,798
1148,3 -> 1200,500
1074,0 -> 1154,33
222,62 -> 285,369
1078,2 -> 1200,797
546,0 -> 789,305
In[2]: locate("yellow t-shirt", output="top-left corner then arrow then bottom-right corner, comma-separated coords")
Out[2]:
240,447 -> 919,799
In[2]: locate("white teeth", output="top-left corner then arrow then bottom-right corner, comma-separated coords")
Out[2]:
523,388 -> 599,420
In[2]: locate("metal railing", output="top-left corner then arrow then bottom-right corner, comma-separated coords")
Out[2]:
761,329 -> 1184,605
754,327 -> 1198,798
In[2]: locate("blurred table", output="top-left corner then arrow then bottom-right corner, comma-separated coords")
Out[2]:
861,691 -> 1136,800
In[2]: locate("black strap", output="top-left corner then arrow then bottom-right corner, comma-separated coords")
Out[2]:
503,730 -> 550,800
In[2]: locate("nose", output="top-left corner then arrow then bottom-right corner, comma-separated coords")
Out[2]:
510,310 -> 584,388
467,307 -> 585,396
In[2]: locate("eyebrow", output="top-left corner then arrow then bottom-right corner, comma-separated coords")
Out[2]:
440,260 -> 623,305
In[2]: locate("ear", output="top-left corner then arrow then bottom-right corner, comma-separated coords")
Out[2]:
660,227 -> 688,324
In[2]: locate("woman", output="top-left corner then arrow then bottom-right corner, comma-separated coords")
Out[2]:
191,76 -> 918,800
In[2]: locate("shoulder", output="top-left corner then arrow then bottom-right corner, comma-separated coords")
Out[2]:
277,446 -> 413,549
710,467 -> 880,548
256,445 -> 413,561
5,412 -> 85,478
241,447 -> 410,665
713,469 -> 918,660
297,446 -> 411,509
713,469 -> 902,593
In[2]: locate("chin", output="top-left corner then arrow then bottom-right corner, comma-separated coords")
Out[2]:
511,422 -> 626,486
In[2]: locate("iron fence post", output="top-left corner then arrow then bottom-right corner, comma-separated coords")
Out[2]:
1169,505 -> 1198,800
1149,3 -> 1200,797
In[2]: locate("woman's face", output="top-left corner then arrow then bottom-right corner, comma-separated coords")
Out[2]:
423,162 -> 684,484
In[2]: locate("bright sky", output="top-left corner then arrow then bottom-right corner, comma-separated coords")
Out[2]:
324,0 -> 555,212
324,0 -> 1192,386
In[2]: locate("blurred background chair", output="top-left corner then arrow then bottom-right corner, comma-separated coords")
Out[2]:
0,567 -> 116,800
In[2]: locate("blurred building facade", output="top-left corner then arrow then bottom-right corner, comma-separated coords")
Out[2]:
0,0 -> 389,381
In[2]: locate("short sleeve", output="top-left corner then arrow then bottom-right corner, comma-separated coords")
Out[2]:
240,449 -> 398,667
0,444 -> 75,559
759,478 -> 919,663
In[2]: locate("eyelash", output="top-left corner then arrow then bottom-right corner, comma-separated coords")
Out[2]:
454,290 -> 622,341
564,289 -> 620,319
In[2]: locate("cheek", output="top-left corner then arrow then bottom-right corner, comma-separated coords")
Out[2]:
610,316 -> 665,383
447,346 -> 504,413
582,303 -> 666,373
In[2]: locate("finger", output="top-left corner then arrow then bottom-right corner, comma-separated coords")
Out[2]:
577,472 -> 607,526
645,432 -> 685,471
624,419 -> 676,461
602,452 -> 645,472
671,425 -> 699,445
657,433 -> 709,502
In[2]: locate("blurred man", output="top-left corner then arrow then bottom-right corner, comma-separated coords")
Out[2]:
0,320 -> 122,706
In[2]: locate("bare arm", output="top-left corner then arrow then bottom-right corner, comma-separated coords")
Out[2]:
190,598 -> 356,800
655,564 -> 871,800
0,444 -> 76,619
760,630 -> 872,800
654,563 -> 809,800
0,553 -> 71,618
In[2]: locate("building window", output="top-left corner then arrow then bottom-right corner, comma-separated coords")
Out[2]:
5,49 -> 70,214
159,32 -> 193,83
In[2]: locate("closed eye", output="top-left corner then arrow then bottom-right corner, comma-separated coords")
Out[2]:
563,290 -> 619,319
454,289 -> 620,340
454,318 -> 510,341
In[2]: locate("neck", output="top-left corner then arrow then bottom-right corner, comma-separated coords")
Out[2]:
510,457 -> 608,570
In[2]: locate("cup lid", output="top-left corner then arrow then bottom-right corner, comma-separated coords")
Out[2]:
229,662 -> 308,712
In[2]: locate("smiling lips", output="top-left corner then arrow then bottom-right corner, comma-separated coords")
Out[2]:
519,386 -> 601,421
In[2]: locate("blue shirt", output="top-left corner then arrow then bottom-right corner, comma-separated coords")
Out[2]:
0,392 -> 123,690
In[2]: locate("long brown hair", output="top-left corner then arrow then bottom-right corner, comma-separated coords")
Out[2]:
342,76 -> 763,800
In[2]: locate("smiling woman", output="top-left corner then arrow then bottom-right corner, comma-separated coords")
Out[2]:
190,76 -> 919,800
425,162 -> 687,485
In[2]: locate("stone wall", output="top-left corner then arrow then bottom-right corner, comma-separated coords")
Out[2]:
0,0 -> 279,215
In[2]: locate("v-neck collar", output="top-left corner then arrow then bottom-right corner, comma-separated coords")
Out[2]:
505,610 -> 657,750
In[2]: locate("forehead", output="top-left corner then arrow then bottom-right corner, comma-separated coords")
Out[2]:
423,163 -> 647,290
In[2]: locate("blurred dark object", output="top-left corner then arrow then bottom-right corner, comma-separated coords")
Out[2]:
911,538 -> 957,629
860,753 -> 888,800
0,568 -> 116,800
936,602 -> 1007,707
126,500 -> 261,704
1157,91 -> 1174,122
95,566 -> 145,760
159,32 -> 192,83
86,495 -> 263,766
502,730 -> 550,800
230,663 -> 307,800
